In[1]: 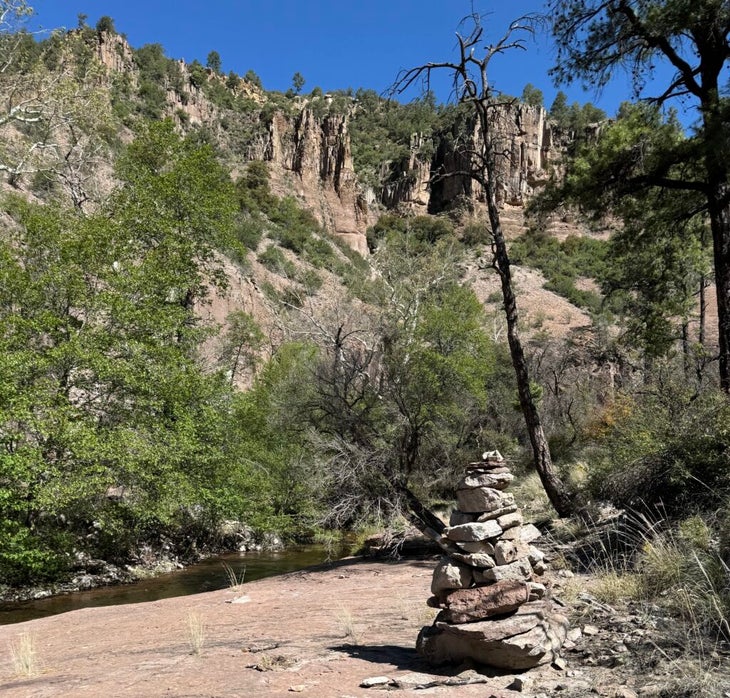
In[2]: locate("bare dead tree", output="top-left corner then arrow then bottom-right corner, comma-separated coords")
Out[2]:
392,12 -> 576,517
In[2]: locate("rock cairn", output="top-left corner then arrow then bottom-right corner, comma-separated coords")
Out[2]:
416,451 -> 569,670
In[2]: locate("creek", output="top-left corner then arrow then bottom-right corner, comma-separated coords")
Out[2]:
0,544 -> 341,626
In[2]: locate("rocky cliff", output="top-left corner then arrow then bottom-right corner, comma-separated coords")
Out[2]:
256,109 -> 370,255
93,31 -> 570,254
94,31 -> 371,254
383,103 -> 569,217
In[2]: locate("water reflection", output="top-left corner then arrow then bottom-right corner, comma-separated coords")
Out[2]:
0,545 -> 339,626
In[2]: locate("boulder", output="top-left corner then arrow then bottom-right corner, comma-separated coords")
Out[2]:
416,603 -> 569,670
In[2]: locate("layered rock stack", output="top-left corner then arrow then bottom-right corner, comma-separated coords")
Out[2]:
416,451 -> 569,670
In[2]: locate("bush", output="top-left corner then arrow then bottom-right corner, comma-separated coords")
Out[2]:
233,216 -> 264,251
587,388 -> 730,514
258,246 -> 295,277
96,16 -> 116,33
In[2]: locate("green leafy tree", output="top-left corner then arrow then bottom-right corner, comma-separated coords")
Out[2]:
206,50 -> 222,74
218,311 -> 265,386
287,231 -> 496,531
95,15 -> 116,33
553,103 -> 712,370
188,59 -> 207,88
549,90 -> 569,126
244,69 -> 262,88
521,83 -> 543,108
291,71 -> 305,94
549,0 -> 730,392
0,123 -> 242,584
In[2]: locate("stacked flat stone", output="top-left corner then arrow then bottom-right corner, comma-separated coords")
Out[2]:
416,451 -> 569,671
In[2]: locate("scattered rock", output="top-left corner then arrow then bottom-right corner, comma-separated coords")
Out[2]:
359,675 -> 391,687
506,675 -> 526,691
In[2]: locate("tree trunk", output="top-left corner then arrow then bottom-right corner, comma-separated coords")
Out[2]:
702,87 -> 730,392
699,274 -> 707,348
708,187 -> 730,393
486,202 -> 575,517
481,113 -> 575,518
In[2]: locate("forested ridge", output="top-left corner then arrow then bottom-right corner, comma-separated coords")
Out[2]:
1,2 -> 729,659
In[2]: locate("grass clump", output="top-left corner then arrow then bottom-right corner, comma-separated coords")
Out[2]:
9,632 -> 38,677
222,561 -> 246,590
186,612 -> 205,655
588,512 -> 730,642
335,605 -> 361,645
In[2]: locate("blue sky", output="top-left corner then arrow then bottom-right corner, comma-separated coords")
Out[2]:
29,1 -> 681,119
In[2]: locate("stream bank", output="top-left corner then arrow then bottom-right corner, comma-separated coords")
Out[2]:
0,544 -> 343,625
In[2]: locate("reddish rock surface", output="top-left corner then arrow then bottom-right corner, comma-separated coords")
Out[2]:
437,580 -> 531,624
0,558 -> 529,697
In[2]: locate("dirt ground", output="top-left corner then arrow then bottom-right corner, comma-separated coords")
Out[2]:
1,556 -> 729,698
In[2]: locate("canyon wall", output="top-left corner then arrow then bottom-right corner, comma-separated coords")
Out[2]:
94,32 -> 570,254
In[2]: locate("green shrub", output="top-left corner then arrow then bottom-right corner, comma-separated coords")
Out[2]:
588,388 -> 730,514
462,222 -> 489,246
297,268 -> 323,295
0,522 -> 71,586
302,236 -> 335,267
234,216 -> 265,251
258,246 -> 295,277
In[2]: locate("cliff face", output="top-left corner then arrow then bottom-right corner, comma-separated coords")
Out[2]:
382,103 -> 569,216
94,32 -> 371,253
258,110 -> 370,255
93,32 -> 569,253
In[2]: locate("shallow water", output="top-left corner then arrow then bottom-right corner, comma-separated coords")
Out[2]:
0,544 -> 340,626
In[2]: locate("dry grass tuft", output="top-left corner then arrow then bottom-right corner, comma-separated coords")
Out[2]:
222,561 -> 246,590
186,611 -> 205,655
511,471 -> 552,521
335,605 -> 361,645
9,632 -> 37,677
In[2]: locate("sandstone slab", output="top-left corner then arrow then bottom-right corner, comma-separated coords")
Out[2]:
445,520 -> 502,542
437,580 -> 531,623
